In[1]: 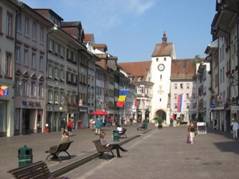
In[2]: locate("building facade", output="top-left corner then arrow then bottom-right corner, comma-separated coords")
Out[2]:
209,0 -> 239,132
0,0 -> 17,137
150,33 -> 176,125
170,60 -> 197,124
14,3 -> 51,135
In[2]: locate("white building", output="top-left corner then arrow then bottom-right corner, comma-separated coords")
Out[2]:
120,33 -> 200,126
196,61 -> 211,124
150,33 -> 176,125
170,60 -> 197,124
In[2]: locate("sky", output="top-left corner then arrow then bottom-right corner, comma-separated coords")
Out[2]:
22,0 -> 216,62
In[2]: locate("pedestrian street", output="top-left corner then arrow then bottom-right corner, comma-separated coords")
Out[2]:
65,127 -> 239,179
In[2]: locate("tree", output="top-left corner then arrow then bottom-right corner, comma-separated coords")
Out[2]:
153,116 -> 163,128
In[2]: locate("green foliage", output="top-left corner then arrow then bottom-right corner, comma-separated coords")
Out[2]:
153,116 -> 164,124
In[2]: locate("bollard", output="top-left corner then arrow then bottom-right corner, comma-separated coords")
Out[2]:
18,145 -> 33,167
112,130 -> 120,142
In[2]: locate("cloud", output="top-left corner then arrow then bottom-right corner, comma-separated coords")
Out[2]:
22,0 -> 157,30
127,0 -> 156,14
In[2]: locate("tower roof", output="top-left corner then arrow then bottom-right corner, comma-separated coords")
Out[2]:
152,33 -> 173,57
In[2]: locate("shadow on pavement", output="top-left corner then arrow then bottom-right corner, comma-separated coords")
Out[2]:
214,141 -> 239,155
207,128 -> 233,140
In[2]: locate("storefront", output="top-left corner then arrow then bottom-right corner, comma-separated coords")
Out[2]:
0,85 -> 14,137
79,107 -> 88,128
46,105 -> 66,132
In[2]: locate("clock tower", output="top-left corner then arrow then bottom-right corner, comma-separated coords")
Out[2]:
150,33 -> 176,125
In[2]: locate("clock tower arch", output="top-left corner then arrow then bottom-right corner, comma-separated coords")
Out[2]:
150,33 -> 176,125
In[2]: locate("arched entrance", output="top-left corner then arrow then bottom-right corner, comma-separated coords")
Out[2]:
155,109 -> 166,121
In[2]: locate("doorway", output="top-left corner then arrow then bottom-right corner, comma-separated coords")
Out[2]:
22,109 -> 31,134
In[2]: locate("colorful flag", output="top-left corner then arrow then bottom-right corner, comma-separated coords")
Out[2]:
118,96 -> 126,102
177,94 -> 183,112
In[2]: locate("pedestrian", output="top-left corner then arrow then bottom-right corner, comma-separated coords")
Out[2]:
231,114 -> 239,139
99,131 -> 127,158
67,118 -> 73,134
89,117 -> 95,130
61,130 -> 70,143
187,121 -> 195,144
95,116 -> 102,135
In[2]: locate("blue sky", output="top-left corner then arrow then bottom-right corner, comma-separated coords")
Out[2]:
22,0 -> 215,62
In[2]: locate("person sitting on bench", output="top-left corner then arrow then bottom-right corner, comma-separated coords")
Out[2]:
116,125 -> 127,136
99,131 -> 127,158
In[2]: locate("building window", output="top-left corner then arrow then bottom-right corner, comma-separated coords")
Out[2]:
31,52 -> 36,69
54,67 -> 59,80
22,80 -> 27,96
15,79 -> 21,96
180,83 -> 183,89
48,65 -> 53,79
24,48 -> 29,66
60,46 -> 65,58
39,55 -> 44,71
54,90 -> 59,104
16,13 -> 22,33
49,39 -> 53,52
24,16 -> 30,36
0,7 -> 2,33
39,83 -> 44,98
48,88 -> 53,103
174,83 -> 177,89
60,69 -> 65,81
31,82 -> 36,97
174,94 -> 177,99
32,21 -> 37,40
6,12 -> 13,38
16,46 -> 21,64
5,52 -> 13,78
186,83 -> 190,89
156,58 -> 158,62
40,26 -> 44,42
60,91 -> 65,105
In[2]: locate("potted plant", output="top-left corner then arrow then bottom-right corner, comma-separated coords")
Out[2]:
153,116 -> 164,129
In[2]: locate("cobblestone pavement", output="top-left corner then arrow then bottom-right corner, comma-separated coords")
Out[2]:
64,127 -> 239,179
0,124 -> 147,179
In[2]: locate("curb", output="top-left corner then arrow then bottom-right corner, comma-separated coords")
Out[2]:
51,129 -> 152,177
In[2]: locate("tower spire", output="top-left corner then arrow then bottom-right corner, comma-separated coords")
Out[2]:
162,32 -> 167,43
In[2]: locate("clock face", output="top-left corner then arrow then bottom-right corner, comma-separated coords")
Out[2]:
158,64 -> 165,71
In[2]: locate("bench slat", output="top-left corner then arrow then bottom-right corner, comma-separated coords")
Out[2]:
8,161 -> 52,179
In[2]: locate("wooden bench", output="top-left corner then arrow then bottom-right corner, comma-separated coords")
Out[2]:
8,161 -> 66,179
92,139 -> 115,157
45,141 -> 73,160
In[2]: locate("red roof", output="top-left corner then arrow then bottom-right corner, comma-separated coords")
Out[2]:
119,61 -> 151,80
84,33 -> 95,43
171,59 -> 197,80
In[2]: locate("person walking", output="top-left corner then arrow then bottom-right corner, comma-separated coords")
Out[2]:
187,121 -> 195,144
67,118 -> 73,134
99,131 -> 127,158
232,114 -> 239,139
95,116 -> 102,135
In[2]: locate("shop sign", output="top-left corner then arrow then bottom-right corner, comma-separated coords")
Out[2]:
0,85 -> 9,97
